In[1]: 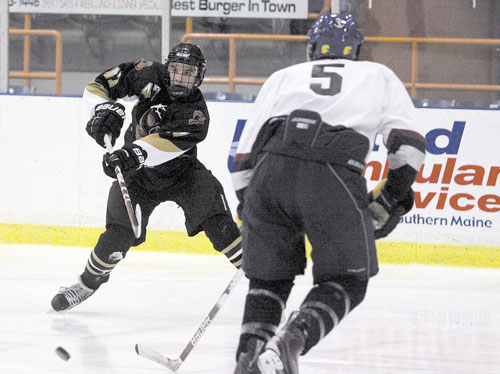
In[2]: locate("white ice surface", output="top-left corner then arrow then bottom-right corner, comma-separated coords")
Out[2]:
0,244 -> 499,374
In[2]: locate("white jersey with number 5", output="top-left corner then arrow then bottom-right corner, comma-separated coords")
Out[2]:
232,58 -> 419,190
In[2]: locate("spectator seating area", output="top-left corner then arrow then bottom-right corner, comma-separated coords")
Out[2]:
6,85 -> 36,94
203,92 -> 256,101
412,98 -> 500,109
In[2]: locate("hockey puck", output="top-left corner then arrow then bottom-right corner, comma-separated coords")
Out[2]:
55,346 -> 70,361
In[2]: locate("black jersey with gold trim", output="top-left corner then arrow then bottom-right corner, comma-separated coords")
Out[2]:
83,59 -> 210,191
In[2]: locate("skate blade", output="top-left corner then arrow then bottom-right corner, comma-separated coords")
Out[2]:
258,350 -> 284,374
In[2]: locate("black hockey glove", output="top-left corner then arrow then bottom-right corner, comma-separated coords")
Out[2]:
102,143 -> 147,178
86,101 -> 126,148
368,180 -> 414,239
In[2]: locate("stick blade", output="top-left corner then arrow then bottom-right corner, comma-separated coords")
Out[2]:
135,344 -> 182,372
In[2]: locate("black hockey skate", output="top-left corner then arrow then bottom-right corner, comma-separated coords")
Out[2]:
51,276 -> 95,312
258,312 -> 308,374
234,337 -> 266,374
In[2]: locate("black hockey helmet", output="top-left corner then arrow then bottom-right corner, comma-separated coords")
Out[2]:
307,13 -> 364,61
165,42 -> 207,98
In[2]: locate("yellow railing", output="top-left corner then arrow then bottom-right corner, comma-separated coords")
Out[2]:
370,36 -> 500,97
8,27 -> 63,95
181,33 -> 500,97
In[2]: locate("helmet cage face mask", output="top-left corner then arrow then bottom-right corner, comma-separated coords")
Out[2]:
168,62 -> 198,89
307,13 -> 364,61
165,43 -> 206,98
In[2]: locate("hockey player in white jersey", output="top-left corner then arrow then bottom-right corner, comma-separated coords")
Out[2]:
231,13 -> 426,374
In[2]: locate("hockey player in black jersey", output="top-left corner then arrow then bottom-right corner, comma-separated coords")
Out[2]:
51,42 -> 242,312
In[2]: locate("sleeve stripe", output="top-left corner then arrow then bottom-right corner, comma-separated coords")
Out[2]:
134,134 -> 188,167
386,129 -> 426,154
230,153 -> 252,173
231,169 -> 254,190
137,133 -> 184,152
388,145 -> 425,171
85,81 -> 110,101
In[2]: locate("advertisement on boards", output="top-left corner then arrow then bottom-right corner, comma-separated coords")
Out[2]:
8,0 -> 162,15
229,108 -> 500,246
172,0 -> 308,18
366,109 -> 500,246
8,0 -> 308,18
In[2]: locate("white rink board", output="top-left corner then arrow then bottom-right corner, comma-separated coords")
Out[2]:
0,94 -> 499,247
0,95 -> 247,231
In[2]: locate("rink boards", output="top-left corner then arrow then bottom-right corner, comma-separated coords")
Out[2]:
0,94 -> 499,267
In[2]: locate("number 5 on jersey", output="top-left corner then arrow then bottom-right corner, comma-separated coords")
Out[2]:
310,63 -> 344,96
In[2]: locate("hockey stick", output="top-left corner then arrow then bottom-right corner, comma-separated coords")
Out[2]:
135,268 -> 245,371
103,134 -> 142,238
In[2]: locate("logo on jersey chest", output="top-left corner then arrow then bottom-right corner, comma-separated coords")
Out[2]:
189,110 -> 206,125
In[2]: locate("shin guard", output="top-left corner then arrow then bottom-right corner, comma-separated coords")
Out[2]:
236,278 -> 294,360
299,275 -> 368,353
203,214 -> 242,268
81,224 -> 136,289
